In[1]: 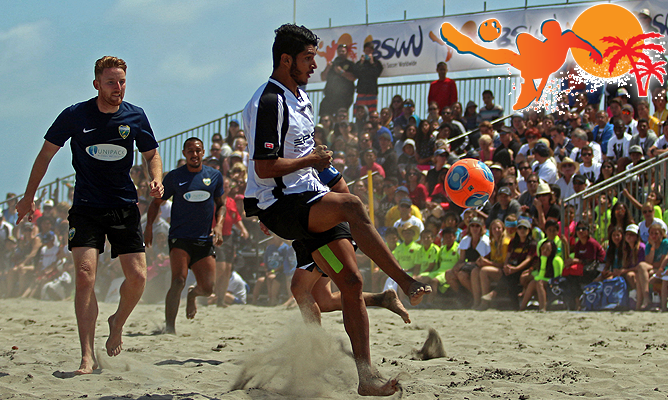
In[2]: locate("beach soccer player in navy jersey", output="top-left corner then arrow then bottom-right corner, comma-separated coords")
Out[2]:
144,137 -> 226,335
16,56 -> 164,375
242,24 -> 430,396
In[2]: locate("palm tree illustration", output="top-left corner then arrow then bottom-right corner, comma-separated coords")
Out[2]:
601,32 -> 665,97
631,58 -> 667,93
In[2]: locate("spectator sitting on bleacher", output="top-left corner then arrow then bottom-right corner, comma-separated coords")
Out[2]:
446,217 -> 490,308
463,101 -> 482,132
393,99 -> 419,132
531,140 -> 558,184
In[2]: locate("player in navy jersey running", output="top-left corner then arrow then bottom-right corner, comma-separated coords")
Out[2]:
16,56 -> 163,375
144,137 -> 225,334
243,24 -> 430,396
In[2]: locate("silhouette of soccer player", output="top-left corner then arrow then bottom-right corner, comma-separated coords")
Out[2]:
440,20 -> 603,110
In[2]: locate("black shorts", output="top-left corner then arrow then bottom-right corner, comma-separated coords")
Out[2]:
258,192 -> 353,254
168,238 -> 215,268
68,204 -> 144,258
214,237 -> 235,263
292,240 -> 327,277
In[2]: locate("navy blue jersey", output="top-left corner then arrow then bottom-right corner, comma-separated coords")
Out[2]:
162,165 -> 223,241
45,97 -> 158,207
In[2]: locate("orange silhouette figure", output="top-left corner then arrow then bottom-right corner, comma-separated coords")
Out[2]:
440,20 -> 603,110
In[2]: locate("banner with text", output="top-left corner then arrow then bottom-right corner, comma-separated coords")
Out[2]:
310,0 -> 668,83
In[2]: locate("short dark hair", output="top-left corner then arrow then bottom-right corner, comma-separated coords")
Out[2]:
482,89 -> 494,97
272,24 -> 319,70
183,137 -> 203,150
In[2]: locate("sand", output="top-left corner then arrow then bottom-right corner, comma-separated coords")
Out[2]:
1,298 -> 668,399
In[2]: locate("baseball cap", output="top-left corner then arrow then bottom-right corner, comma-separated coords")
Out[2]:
230,151 -> 244,158
403,139 -> 416,148
626,224 -> 639,234
379,131 -> 392,141
469,217 -> 484,227
639,8 -> 651,17
498,186 -> 511,196
629,144 -> 643,154
617,88 -> 629,97
230,119 -> 240,126
511,112 -> 524,120
43,199 -> 55,208
533,141 -> 550,157
399,197 -> 413,206
434,148 -> 447,157
622,103 -> 634,112
573,174 -> 587,184
466,101 -> 477,109
490,163 -> 503,171
517,219 -> 532,229
395,186 -> 409,194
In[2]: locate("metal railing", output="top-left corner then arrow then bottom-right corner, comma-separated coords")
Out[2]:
562,152 -> 668,244
0,74 -> 520,210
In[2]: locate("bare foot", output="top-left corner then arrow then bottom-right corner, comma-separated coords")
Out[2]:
74,357 -> 99,375
407,282 -> 432,306
164,325 -> 176,335
186,286 -> 197,319
106,314 -> 123,357
380,289 -> 411,323
358,375 -> 399,396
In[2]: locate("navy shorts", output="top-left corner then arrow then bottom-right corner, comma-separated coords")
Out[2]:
68,204 -> 144,258
168,238 -> 215,268
258,192 -> 353,254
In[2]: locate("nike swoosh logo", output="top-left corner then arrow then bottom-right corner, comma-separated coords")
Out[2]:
83,128 -> 96,133
179,182 -> 188,186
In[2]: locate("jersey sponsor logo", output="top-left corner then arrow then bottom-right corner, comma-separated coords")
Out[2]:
183,190 -> 211,202
264,142 -> 274,149
118,125 -> 131,139
86,144 -> 128,161
202,178 -> 211,186
68,228 -> 76,241
83,128 -> 96,134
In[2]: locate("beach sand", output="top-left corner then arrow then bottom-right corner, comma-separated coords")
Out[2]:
1,298 -> 668,399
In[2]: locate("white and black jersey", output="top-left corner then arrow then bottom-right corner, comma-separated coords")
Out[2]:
243,78 -> 328,215
655,135 -> 668,150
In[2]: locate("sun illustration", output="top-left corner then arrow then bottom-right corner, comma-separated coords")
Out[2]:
571,4 -> 643,78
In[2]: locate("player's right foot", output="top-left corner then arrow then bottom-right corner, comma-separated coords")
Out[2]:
74,357 -> 98,375
358,375 -> 399,396
407,282 -> 432,306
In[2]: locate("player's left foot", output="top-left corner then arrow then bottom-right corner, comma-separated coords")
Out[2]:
186,286 -> 197,319
380,289 -> 411,323
106,314 -> 123,357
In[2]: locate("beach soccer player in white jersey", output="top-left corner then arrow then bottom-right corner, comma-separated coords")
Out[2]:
144,137 -> 226,335
242,24 -> 431,396
15,56 -> 164,375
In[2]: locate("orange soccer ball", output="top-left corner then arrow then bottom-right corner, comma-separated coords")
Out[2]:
445,159 -> 495,208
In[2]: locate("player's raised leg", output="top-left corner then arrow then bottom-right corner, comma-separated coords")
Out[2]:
107,252 -> 147,356
186,256 -> 216,319
308,192 -> 431,305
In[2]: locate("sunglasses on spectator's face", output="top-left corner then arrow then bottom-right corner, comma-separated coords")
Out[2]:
643,209 -> 654,214
622,110 -> 632,115
528,180 -> 538,184
577,227 -> 588,231
429,107 -> 438,111
582,152 -> 593,156
520,166 -> 530,170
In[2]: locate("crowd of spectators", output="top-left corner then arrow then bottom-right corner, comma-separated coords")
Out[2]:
3,59 -> 668,312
